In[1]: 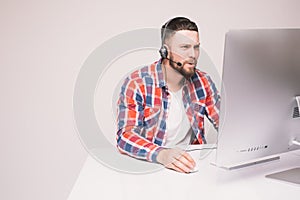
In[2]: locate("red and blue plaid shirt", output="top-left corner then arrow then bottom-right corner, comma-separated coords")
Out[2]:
116,60 -> 220,163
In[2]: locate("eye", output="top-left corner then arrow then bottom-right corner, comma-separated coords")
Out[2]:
180,45 -> 189,49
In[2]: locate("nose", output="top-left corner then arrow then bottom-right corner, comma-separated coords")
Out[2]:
189,48 -> 195,58
188,47 -> 196,58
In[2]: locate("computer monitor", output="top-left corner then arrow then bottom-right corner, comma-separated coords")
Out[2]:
215,29 -> 300,170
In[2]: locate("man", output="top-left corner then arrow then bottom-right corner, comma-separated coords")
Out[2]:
116,17 -> 220,173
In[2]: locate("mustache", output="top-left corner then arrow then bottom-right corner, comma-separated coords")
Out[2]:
182,58 -> 197,66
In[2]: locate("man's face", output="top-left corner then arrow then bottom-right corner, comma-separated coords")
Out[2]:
166,30 -> 200,79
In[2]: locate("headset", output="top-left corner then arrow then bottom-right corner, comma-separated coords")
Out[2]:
159,18 -> 182,66
159,18 -> 172,59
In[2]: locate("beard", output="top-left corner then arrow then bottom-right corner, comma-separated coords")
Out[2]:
169,54 -> 197,79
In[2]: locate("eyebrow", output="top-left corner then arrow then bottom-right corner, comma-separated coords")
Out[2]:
179,43 -> 201,47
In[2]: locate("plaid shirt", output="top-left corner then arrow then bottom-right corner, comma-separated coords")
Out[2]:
116,60 -> 220,163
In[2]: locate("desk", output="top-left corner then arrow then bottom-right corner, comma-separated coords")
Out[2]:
67,146 -> 300,200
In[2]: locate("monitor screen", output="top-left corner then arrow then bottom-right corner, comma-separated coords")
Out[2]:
216,29 -> 300,169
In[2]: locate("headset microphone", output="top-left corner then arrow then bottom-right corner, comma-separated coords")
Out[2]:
165,57 -> 182,67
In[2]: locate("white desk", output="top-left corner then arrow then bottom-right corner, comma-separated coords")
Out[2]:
67,146 -> 300,200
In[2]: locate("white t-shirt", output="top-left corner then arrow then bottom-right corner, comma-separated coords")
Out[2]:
164,87 -> 192,148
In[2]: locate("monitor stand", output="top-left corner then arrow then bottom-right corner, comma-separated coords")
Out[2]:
212,155 -> 280,170
265,167 -> 300,185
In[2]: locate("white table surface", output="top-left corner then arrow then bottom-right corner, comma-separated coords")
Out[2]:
67,146 -> 300,200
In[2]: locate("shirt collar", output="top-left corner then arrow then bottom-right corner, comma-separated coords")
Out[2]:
155,59 -> 167,88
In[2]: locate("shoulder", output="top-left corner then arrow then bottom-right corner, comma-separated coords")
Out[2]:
121,61 -> 159,92
124,61 -> 159,85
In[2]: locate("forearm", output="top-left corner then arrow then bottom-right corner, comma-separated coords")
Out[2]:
116,128 -> 165,163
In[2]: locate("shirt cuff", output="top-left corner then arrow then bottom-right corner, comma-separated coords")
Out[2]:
149,146 -> 165,163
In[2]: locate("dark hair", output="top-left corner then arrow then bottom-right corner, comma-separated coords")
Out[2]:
161,17 -> 198,44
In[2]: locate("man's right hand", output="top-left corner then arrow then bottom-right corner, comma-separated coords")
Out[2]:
156,148 -> 196,173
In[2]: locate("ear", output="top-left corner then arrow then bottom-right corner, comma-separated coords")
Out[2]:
163,44 -> 171,58
159,45 -> 169,59
163,44 -> 170,51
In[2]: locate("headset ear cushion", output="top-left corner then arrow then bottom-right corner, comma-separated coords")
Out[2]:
159,45 -> 168,59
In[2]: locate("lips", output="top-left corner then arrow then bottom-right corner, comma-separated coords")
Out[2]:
186,61 -> 197,68
185,59 -> 197,66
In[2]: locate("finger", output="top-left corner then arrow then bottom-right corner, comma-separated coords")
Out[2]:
176,153 -> 195,169
173,149 -> 195,165
173,158 -> 192,173
172,149 -> 195,170
181,152 -> 196,166
166,163 -> 185,173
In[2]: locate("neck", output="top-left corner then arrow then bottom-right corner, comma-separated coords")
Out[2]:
162,59 -> 185,92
